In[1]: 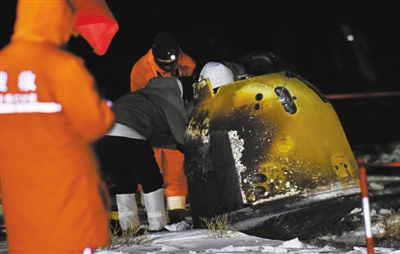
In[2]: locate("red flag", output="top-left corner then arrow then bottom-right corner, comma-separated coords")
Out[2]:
72,0 -> 119,55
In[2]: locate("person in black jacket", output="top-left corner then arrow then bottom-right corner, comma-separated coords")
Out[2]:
96,76 -> 187,231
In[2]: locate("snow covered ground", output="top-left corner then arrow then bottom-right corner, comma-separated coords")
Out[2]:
0,143 -> 399,254
94,226 -> 400,254
90,180 -> 400,254
91,210 -> 400,254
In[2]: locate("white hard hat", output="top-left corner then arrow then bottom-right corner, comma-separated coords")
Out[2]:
200,62 -> 234,89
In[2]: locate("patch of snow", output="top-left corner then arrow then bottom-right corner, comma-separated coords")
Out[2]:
280,238 -> 303,248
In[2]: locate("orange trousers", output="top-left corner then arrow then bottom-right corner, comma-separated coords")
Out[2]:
138,148 -> 187,202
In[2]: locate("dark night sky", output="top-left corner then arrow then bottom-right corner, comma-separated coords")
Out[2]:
1,1 -> 399,145
2,1 -> 399,99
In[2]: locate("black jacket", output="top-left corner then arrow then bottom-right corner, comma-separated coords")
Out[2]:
112,76 -> 187,148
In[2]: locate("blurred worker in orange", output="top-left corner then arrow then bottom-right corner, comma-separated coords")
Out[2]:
130,32 -> 196,223
0,0 -> 115,253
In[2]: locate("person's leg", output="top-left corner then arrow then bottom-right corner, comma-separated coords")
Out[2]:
96,136 -> 138,194
122,140 -> 167,231
96,136 -> 140,229
137,147 -> 164,208
143,188 -> 167,231
161,148 -> 188,223
153,147 -> 163,184
115,193 -> 140,230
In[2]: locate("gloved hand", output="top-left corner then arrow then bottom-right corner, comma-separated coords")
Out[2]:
176,143 -> 184,153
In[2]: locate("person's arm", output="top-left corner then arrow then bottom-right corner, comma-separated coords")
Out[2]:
163,99 -> 188,146
130,64 -> 148,92
179,51 -> 197,77
55,57 -> 114,142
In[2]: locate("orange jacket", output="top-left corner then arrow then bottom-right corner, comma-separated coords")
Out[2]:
0,1 -> 114,253
130,48 -> 196,92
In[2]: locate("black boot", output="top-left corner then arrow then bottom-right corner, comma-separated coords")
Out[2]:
168,209 -> 186,224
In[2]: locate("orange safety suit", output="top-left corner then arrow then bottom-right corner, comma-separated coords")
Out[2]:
130,48 -> 196,92
0,1 -> 115,253
130,47 -> 196,210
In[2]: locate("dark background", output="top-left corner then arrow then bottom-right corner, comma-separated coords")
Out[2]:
1,1 -> 399,147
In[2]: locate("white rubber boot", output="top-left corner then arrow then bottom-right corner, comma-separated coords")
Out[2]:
116,193 -> 140,230
144,188 -> 168,231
